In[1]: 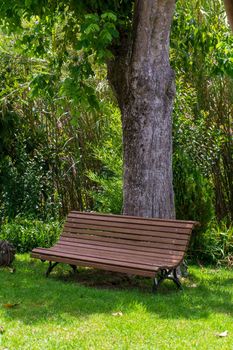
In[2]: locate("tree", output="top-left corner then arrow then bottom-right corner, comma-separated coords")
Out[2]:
0,0 -> 232,219
224,0 -> 233,31
107,1 -> 176,218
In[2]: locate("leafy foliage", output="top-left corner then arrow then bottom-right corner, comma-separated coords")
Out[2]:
192,221 -> 233,265
171,0 -> 233,223
173,151 -> 214,226
88,105 -> 123,214
0,219 -> 61,253
0,28 -> 117,220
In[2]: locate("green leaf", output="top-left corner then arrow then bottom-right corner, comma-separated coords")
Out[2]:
101,12 -> 117,22
84,23 -> 100,35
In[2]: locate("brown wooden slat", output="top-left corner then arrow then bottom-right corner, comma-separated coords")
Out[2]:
54,242 -> 181,265
65,217 -> 191,234
31,252 -> 156,277
48,245 -> 179,268
62,231 -> 188,248
48,245 -> 162,266
57,239 -> 182,261
64,223 -> 190,238
63,224 -> 190,241
68,211 -> 197,227
57,237 -> 183,257
60,235 -> 184,255
32,248 -> 168,270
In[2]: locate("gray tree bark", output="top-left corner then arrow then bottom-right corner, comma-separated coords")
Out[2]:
108,0 -> 176,218
223,0 -> 233,31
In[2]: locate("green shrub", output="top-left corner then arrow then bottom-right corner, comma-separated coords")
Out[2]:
0,142 -> 62,222
173,150 -> 214,227
0,218 -> 62,253
190,221 -> 233,265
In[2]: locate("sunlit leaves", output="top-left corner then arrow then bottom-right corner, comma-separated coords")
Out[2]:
172,0 -> 233,223
78,12 -> 119,62
171,1 -> 233,77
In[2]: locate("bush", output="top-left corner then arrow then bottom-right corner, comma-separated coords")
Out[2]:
173,150 -> 214,227
190,221 -> 233,266
0,218 -> 62,253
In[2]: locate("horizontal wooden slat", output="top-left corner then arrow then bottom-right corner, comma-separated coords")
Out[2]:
66,217 -> 191,234
31,252 -> 156,277
59,237 -> 184,258
60,235 -> 185,255
47,245 -> 179,267
63,223 -> 190,240
68,211 -> 198,228
55,241 -> 181,265
62,231 -> 188,248
32,248 -> 168,270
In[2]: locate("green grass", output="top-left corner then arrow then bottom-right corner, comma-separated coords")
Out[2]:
0,255 -> 233,350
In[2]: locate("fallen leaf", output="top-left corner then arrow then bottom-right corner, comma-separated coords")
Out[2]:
3,303 -> 20,309
216,330 -> 228,337
0,325 -> 5,333
112,311 -> 123,317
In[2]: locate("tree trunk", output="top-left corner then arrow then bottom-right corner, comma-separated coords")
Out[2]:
223,0 -> 233,31
108,0 -> 176,219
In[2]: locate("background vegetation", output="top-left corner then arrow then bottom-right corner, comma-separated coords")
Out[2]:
0,0 -> 232,264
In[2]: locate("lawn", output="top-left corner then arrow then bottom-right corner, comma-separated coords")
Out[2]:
0,255 -> 233,350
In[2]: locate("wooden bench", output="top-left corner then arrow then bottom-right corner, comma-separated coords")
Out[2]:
31,211 -> 198,291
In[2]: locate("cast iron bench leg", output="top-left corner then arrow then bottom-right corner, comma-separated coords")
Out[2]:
152,269 -> 167,292
152,268 -> 183,292
46,261 -> 59,277
152,277 -> 159,293
172,268 -> 183,290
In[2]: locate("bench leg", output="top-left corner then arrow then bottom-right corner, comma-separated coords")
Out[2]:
46,261 -> 59,277
152,268 -> 183,292
172,268 -> 183,290
152,277 -> 159,293
176,260 -> 188,278
152,269 -> 168,292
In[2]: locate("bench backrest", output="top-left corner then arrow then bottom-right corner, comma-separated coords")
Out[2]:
61,211 -> 197,264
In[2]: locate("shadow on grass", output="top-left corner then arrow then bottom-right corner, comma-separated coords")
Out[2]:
1,256 -> 233,325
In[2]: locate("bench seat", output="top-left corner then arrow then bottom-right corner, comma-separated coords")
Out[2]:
31,211 -> 198,291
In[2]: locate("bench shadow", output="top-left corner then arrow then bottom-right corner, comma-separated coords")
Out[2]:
1,258 -> 233,325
